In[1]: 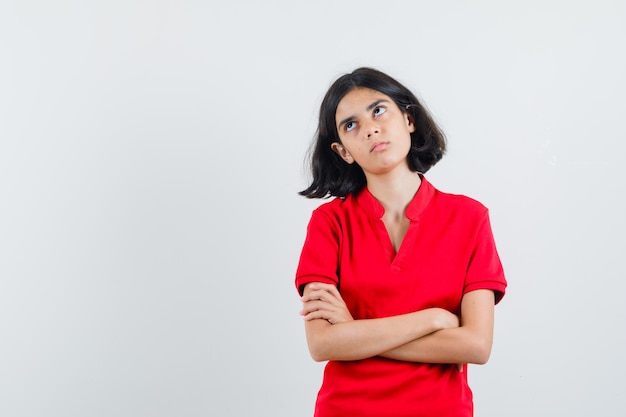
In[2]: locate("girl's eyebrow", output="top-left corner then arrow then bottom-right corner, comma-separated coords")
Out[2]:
366,99 -> 389,111
337,99 -> 390,128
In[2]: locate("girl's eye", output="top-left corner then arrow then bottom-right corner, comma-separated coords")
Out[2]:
374,106 -> 386,116
345,121 -> 356,132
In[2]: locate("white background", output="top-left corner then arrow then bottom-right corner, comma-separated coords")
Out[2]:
1,1 -> 625,416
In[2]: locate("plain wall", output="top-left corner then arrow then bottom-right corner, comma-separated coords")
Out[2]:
1,1 -> 625,416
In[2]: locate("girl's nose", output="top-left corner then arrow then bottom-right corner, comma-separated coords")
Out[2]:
364,122 -> 380,138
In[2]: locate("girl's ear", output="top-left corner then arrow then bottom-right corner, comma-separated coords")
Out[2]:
331,142 -> 355,164
405,110 -> 416,133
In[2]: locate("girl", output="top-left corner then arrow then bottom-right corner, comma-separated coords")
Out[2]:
295,68 -> 507,417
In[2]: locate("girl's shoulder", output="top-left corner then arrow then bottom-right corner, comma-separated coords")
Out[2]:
311,195 -> 353,216
437,189 -> 486,209
429,183 -> 490,219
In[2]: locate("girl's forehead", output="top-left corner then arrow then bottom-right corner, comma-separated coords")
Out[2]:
336,88 -> 393,117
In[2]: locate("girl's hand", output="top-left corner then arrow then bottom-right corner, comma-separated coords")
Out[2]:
436,308 -> 460,330
300,283 -> 354,324
433,309 -> 463,371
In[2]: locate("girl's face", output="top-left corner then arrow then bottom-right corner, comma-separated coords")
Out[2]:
332,87 -> 415,177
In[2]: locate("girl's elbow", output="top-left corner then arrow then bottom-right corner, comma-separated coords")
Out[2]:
309,348 -> 329,362
473,351 -> 491,365
472,340 -> 493,364
307,340 -> 332,362
311,354 -> 328,363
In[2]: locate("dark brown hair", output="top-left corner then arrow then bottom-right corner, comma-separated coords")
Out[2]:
300,67 -> 446,198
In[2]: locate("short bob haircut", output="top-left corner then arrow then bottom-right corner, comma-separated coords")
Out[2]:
300,67 -> 446,199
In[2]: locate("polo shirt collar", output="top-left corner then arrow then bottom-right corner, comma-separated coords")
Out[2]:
355,174 -> 435,221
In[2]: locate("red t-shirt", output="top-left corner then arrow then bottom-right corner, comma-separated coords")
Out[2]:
295,177 -> 507,417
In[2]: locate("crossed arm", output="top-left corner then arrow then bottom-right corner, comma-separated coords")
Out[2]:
300,282 -> 495,365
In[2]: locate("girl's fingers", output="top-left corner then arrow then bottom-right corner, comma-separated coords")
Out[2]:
307,282 -> 335,291
302,310 -> 329,321
300,299 -> 335,315
301,305 -> 337,321
301,283 -> 352,324
302,288 -> 342,304
305,283 -> 340,298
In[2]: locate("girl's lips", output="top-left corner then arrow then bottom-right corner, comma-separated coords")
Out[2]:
370,141 -> 389,152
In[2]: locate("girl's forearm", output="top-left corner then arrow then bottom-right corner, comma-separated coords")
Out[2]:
380,290 -> 496,365
305,309 -> 452,362
379,326 -> 492,364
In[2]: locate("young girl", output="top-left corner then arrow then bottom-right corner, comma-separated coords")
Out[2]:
295,68 -> 507,417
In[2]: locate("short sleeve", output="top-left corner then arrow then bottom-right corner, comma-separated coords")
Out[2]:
295,208 -> 341,296
464,210 -> 507,304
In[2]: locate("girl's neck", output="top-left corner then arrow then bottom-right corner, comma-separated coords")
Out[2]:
366,170 -> 422,217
